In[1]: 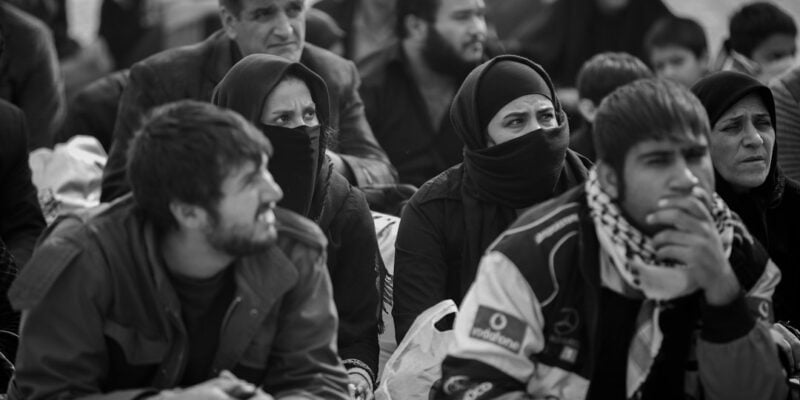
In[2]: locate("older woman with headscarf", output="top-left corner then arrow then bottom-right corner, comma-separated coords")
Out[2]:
393,55 -> 591,342
692,71 -> 800,326
211,54 -> 380,398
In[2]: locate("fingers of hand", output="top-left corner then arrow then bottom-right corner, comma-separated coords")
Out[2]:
647,207 -> 709,234
775,324 -> 800,360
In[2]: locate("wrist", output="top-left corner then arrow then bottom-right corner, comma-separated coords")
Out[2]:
703,268 -> 740,306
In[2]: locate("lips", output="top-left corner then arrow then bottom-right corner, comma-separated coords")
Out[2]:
268,42 -> 297,50
741,155 -> 766,163
255,204 -> 275,223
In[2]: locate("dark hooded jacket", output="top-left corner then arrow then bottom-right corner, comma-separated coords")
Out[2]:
692,71 -> 800,325
393,55 -> 591,342
212,55 -> 380,382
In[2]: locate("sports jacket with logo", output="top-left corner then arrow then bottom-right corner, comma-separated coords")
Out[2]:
437,186 -> 787,400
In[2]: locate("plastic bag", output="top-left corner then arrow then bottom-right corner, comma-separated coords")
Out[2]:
28,136 -> 107,223
373,212 -> 400,376
375,300 -> 457,400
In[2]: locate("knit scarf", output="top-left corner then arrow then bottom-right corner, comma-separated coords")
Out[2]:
585,168 -> 736,398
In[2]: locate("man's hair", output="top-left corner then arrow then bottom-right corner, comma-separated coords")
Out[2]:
219,0 -> 242,16
728,2 -> 797,58
396,0 -> 441,39
593,78 -> 710,174
127,100 -> 273,232
576,52 -> 653,104
645,16 -> 708,59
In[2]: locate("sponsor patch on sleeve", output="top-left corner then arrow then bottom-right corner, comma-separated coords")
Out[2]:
469,305 -> 526,353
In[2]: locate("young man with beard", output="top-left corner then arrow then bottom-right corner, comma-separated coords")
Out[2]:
6,101 -> 351,400
101,0 -> 398,204
358,0 -> 487,187
436,79 -> 788,399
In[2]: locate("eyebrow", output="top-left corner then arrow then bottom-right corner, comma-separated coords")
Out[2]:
501,111 -> 531,120
718,115 -> 744,125
637,149 -> 674,160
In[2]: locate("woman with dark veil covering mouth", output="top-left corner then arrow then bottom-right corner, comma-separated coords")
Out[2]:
392,54 -> 592,342
212,54 -> 381,398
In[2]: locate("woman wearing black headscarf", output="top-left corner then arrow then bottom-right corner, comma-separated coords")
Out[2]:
212,54 -> 380,397
692,71 -> 800,325
393,55 -> 591,342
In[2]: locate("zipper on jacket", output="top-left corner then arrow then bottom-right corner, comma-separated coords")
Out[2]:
219,296 -> 243,339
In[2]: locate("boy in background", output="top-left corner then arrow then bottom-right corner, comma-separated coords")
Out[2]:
645,16 -> 709,87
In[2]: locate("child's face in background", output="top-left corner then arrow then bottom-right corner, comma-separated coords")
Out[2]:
650,45 -> 707,87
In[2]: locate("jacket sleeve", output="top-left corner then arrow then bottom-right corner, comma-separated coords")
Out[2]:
437,251 -> 551,400
697,260 -> 788,400
393,196 -> 450,342
0,105 -> 45,267
333,60 -> 398,186
18,18 -> 65,150
101,62 -> 166,202
328,188 -> 380,383
263,243 -> 351,400
8,238 -> 153,400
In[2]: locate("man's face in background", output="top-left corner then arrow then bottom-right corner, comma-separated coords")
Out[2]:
421,0 -> 487,79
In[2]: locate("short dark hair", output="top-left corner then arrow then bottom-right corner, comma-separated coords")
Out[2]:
729,2 -> 797,58
645,16 -> 708,59
593,78 -> 710,174
576,52 -> 653,104
127,100 -> 273,232
219,0 -> 242,16
396,0 -> 441,39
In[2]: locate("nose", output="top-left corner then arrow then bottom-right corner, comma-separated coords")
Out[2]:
273,11 -> 293,39
468,13 -> 487,37
662,64 -> 677,79
669,159 -> 700,195
741,119 -> 765,148
260,168 -> 284,203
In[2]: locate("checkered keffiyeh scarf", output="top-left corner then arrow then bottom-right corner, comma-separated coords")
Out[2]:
585,168 -> 736,398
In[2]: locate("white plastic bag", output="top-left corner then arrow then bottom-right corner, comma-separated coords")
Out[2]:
28,136 -> 107,223
375,300 -> 458,400
373,212 -> 400,376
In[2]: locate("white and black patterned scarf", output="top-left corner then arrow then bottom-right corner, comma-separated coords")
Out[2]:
585,167 -> 738,398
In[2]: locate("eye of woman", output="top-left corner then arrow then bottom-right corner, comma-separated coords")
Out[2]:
273,113 -> 292,126
502,113 -> 528,129
303,107 -> 317,121
538,109 -> 556,122
753,114 -> 772,130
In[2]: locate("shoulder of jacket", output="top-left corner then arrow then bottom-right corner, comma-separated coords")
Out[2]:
302,44 -> 357,95
409,165 -> 464,204
131,37 -> 214,77
275,207 -> 328,253
493,190 -> 584,253
7,200 -> 134,310
357,46 -> 398,84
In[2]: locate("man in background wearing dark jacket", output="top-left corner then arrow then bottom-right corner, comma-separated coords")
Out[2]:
101,0 -> 397,202
359,0 -> 487,187
8,101 -> 350,400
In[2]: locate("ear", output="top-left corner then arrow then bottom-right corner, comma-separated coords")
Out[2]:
219,6 -> 239,40
169,201 -> 209,231
404,15 -> 429,42
596,161 -> 619,200
577,99 -> 597,124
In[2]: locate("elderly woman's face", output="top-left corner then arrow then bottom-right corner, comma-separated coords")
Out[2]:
485,94 -> 556,146
261,77 -> 319,128
710,93 -> 774,192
